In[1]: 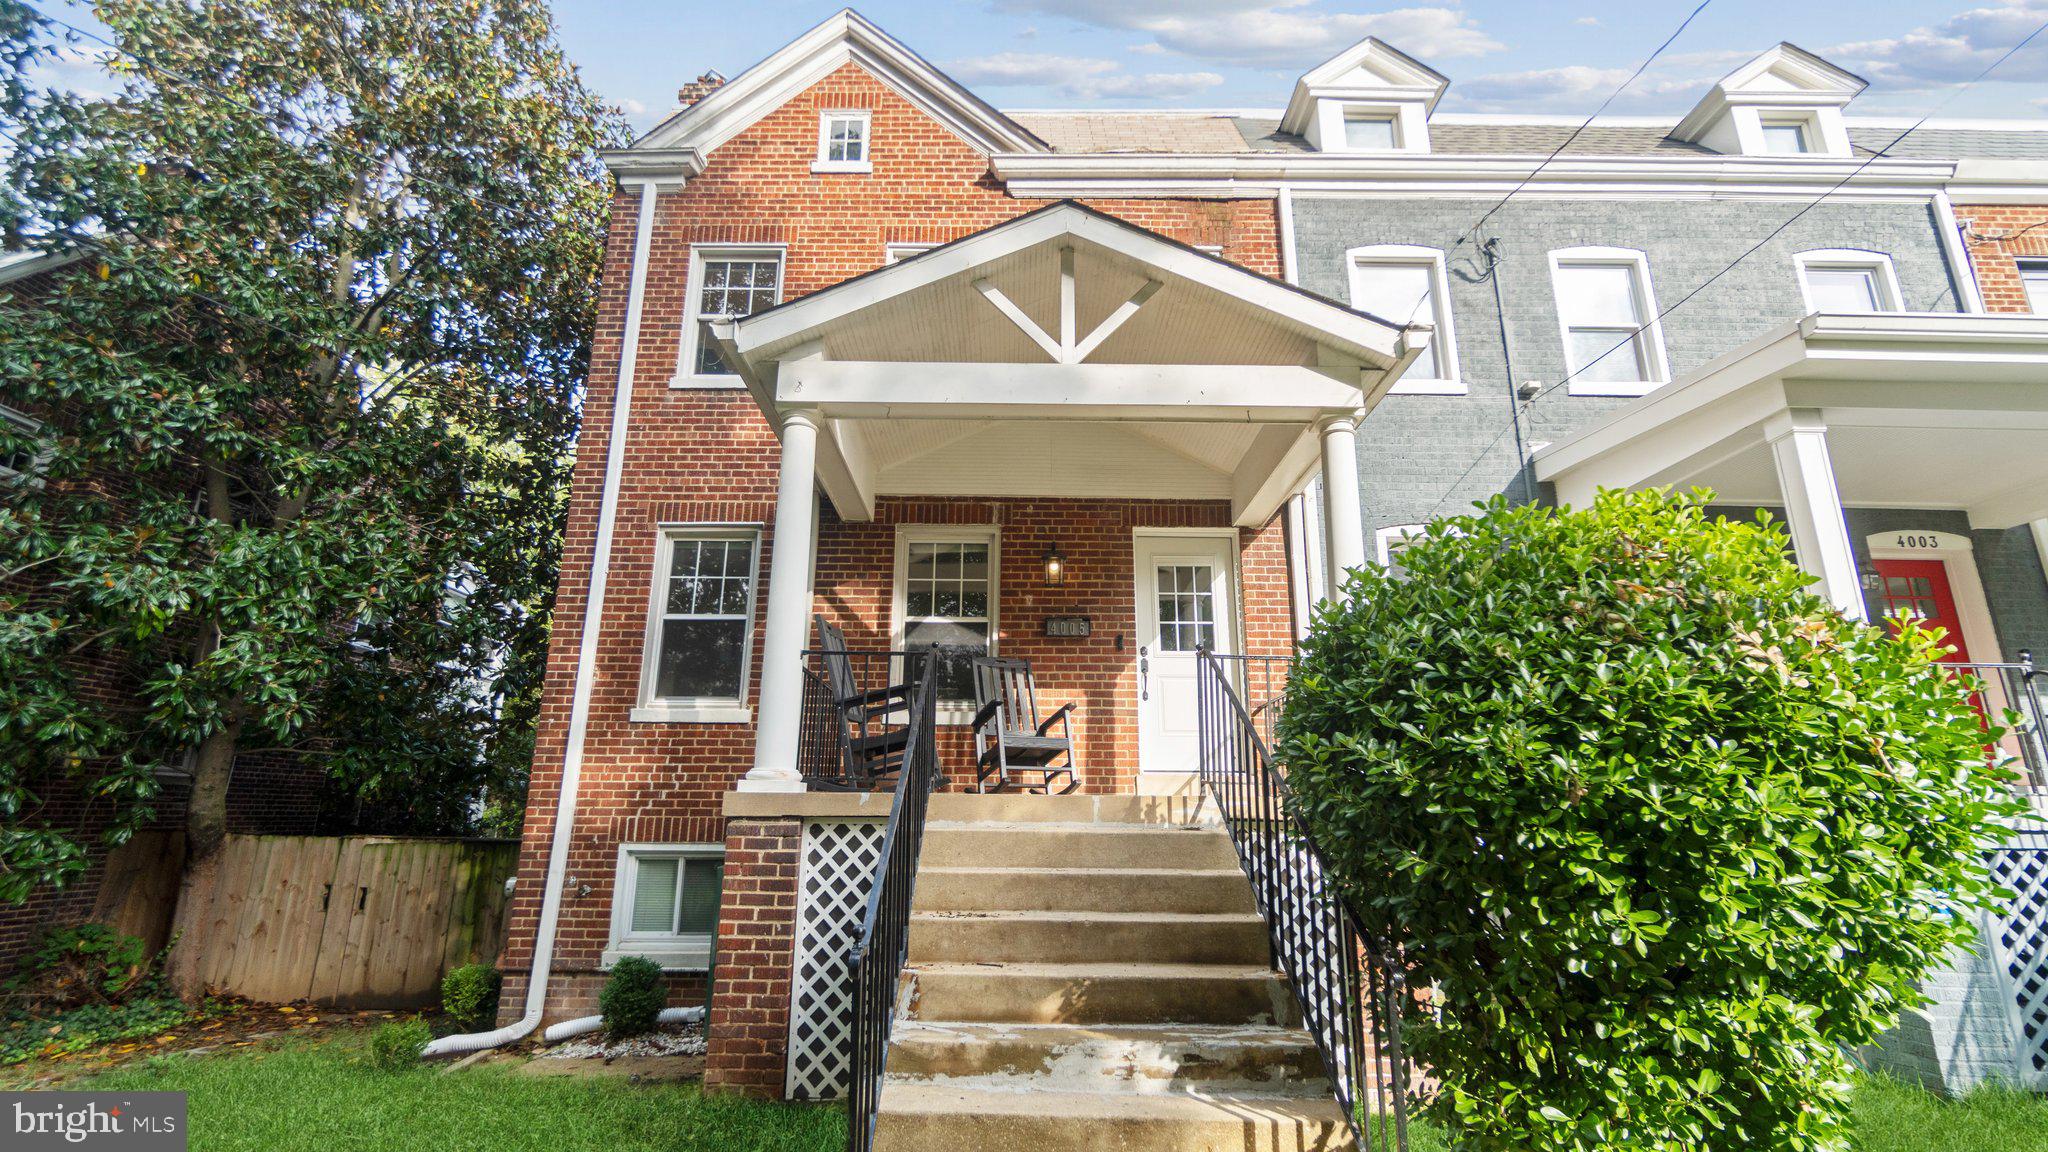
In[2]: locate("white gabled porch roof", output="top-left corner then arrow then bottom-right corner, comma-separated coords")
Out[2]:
1534,312 -> 2048,531
713,201 -> 1428,528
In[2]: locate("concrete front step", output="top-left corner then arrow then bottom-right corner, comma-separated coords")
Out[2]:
908,911 -> 1271,966
873,1083 -> 1355,1152
914,866 -> 1258,915
927,792 -> 1217,827
886,1022 -> 1331,1095
905,962 -> 1302,1027
921,825 -> 1239,871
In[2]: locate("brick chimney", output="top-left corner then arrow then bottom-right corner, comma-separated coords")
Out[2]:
677,71 -> 727,108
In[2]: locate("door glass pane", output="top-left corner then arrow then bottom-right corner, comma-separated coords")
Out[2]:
630,857 -> 680,933
1156,565 -> 1215,652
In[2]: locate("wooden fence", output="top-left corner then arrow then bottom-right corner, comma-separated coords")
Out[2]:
167,834 -> 518,1008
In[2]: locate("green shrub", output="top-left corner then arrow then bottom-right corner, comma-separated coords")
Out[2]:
367,1017 -> 432,1071
6,924 -> 151,1011
599,957 -> 666,1039
440,963 -> 501,1030
1280,490 -> 2019,1152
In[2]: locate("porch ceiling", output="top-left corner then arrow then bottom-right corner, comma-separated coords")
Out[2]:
1536,313 -> 2048,530
712,201 -> 1427,529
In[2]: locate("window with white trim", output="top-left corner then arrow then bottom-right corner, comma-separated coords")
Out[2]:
1549,248 -> 1669,394
2021,260 -> 2048,315
606,844 -> 723,970
883,243 -> 934,265
637,527 -> 758,722
894,527 -> 998,711
815,109 -> 871,173
0,404 -> 43,481
1348,246 -> 1458,390
1795,250 -> 1900,313
1342,112 -> 1400,150
682,248 -> 782,380
1375,525 -> 1427,581
1759,116 -> 1814,154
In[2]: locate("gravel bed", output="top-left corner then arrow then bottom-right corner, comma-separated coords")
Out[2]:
540,1022 -> 706,1060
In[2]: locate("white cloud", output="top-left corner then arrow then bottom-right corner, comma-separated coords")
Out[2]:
1834,3 -> 2048,91
993,2 -> 1502,69
946,52 -> 1226,99
617,97 -> 649,116
29,43 -> 115,100
1575,16 -> 1601,26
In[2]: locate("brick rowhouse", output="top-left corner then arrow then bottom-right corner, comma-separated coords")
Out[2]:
1953,204 -> 2048,313
497,60 -> 1298,1094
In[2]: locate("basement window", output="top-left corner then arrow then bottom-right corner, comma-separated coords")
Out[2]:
605,844 -> 723,971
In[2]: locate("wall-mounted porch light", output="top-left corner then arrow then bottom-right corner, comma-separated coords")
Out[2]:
1042,542 -> 1066,587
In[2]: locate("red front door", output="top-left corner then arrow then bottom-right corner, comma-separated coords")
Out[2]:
1871,558 -> 1972,665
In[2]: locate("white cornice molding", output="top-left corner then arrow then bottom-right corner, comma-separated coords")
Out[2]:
1947,159 -> 2048,205
601,148 -> 706,187
989,152 -> 1955,201
629,9 -> 1044,160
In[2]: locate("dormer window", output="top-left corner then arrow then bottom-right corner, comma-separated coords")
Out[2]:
1342,112 -> 1400,151
814,109 -> 871,173
1759,117 -> 1813,154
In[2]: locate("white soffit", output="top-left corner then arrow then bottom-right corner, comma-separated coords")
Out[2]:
631,8 -> 1045,158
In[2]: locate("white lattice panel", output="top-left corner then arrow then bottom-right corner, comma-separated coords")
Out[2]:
785,820 -> 884,1100
1986,835 -> 2048,1088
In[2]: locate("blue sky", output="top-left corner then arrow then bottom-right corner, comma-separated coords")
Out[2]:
548,1 -> 2048,130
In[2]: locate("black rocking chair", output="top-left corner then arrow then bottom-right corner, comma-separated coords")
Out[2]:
814,615 -> 915,790
970,656 -> 1079,795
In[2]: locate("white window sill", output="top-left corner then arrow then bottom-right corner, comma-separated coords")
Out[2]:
1387,379 -> 1467,396
630,703 -> 752,725
811,161 -> 872,174
1565,380 -> 1665,398
602,943 -> 712,972
936,707 -> 980,728
667,374 -> 747,390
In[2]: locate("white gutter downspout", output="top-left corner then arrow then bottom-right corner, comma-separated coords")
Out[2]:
1934,189 -> 1987,313
425,176 -> 665,1057
1277,183 -> 1299,284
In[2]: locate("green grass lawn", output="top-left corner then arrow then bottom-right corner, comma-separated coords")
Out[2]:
55,1030 -> 2048,1152
70,1031 -> 845,1152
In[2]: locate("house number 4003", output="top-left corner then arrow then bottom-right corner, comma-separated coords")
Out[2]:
1892,534 -> 1944,549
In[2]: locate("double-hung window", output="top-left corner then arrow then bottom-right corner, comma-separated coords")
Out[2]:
815,110 -> 871,173
1348,246 -> 1459,392
894,527 -> 998,714
636,528 -> 758,723
1796,250 -> 1901,313
682,248 -> 783,381
606,844 -> 723,970
1550,248 -> 1669,395
0,403 -> 43,482
2021,260 -> 2048,314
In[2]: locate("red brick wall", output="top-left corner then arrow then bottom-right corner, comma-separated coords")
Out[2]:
1954,205 -> 2048,313
702,818 -> 800,1095
499,58 -> 1291,1038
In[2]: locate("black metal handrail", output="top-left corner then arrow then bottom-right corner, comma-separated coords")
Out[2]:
1197,650 -> 1413,1152
845,657 -> 941,1152
1958,653 -> 2047,794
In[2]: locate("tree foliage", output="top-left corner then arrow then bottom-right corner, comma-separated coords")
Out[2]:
0,0 -> 624,900
1280,490 -> 2020,1152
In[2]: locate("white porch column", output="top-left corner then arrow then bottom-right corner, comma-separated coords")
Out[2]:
742,408 -> 823,793
1318,415 -> 1367,600
1767,410 -> 1866,618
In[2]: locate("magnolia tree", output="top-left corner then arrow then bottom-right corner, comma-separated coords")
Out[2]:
1280,490 -> 2018,1152
0,0 -> 623,963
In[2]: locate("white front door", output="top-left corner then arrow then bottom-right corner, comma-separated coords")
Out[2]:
1134,533 -> 1238,778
